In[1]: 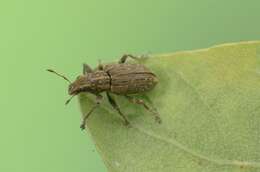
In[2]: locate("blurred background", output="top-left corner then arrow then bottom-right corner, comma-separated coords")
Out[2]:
0,0 -> 260,171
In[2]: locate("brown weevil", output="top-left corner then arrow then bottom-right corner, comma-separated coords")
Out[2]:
47,54 -> 161,130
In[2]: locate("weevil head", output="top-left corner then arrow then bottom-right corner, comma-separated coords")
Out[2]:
47,69 -> 92,105
68,75 -> 91,95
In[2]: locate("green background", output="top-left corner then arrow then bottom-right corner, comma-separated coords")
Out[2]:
0,0 -> 260,172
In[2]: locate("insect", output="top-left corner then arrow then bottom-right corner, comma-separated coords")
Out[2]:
47,54 -> 161,130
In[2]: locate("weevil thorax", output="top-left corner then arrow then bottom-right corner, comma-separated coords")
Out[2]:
68,70 -> 111,95
68,75 -> 92,95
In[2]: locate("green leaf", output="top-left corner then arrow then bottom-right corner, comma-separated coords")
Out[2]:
78,41 -> 260,172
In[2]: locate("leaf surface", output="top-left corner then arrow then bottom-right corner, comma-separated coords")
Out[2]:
79,41 -> 260,172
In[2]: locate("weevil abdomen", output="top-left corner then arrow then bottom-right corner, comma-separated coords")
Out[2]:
104,64 -> 158,95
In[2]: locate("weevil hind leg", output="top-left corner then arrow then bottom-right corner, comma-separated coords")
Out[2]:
80,94 -> 103,130
83,63 -> 93,74
119,54 -> 140,64
125,95 -> 161,123
106,92 -> 130,125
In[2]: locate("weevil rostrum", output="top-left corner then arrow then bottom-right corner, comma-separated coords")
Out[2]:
47,54 -> 161,130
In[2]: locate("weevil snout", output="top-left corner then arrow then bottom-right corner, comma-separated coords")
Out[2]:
68,78 -> 82,95
68,75 -> 90,95
68,84 -> 76,95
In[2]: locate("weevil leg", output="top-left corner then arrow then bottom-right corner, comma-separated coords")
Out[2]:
119,54 -> 140,64
125,95 -> 161,123
83,63 -> 93,74
80,94 -> 103,130
106,92 -> 130,125
97,59 -> 104,70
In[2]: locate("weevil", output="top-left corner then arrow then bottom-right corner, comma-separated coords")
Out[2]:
47,54 -> 161,130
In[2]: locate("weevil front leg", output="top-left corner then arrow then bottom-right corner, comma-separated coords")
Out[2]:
106,92 -> 130,125
119,54 -> 140,64
125,95 -> 161,123
80,94 -> 103,130
83,63 -> 93,74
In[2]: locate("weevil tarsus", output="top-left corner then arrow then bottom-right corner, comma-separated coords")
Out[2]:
125,95 -> 161,123
80,94 -> 103,130
106,92 -> 130,125
119,54 -> 140,64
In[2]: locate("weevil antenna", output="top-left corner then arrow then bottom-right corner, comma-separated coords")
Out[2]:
65,95 -> 75,105
47,69 -> 72,84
